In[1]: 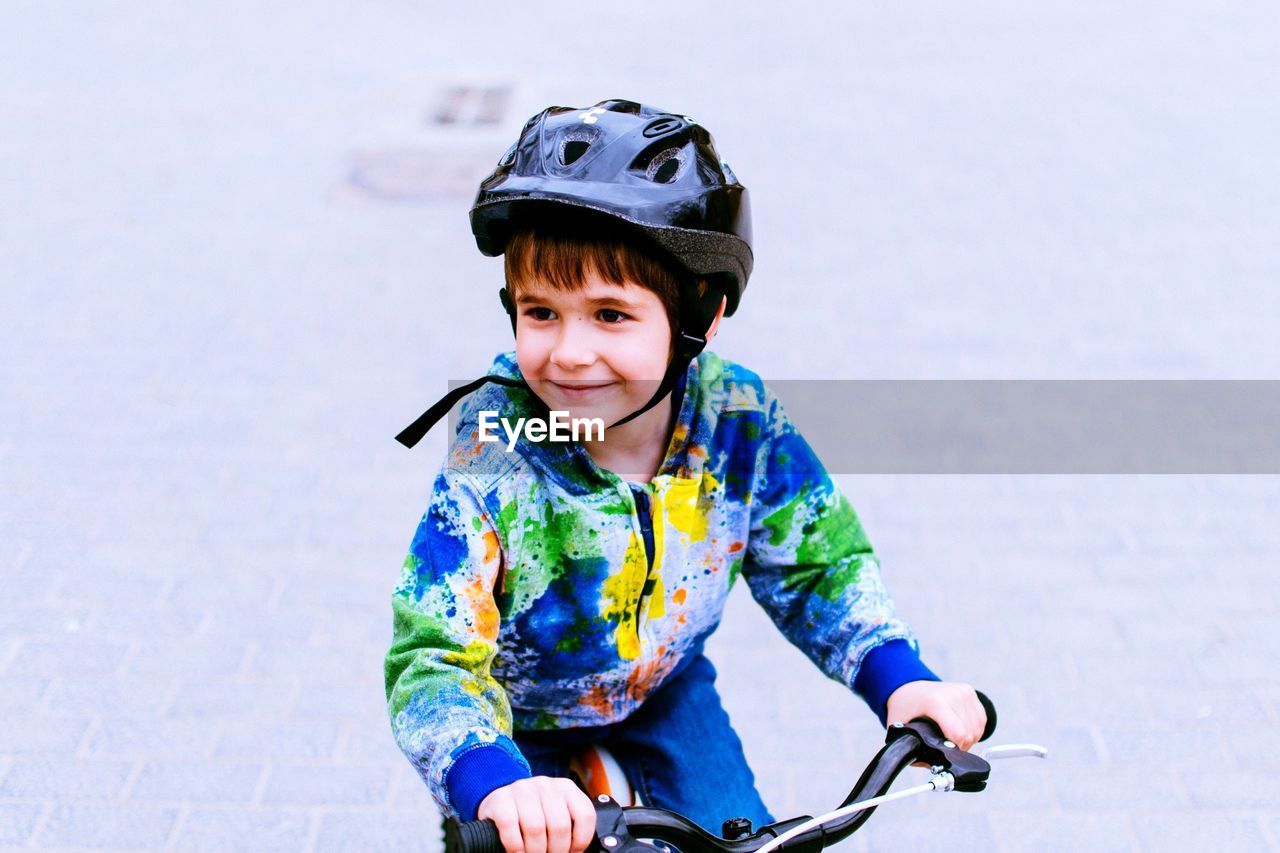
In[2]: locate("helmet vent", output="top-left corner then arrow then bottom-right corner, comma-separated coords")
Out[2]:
558,128 -> 597,166
643,117 -> 683,138
644,147 -> 686,184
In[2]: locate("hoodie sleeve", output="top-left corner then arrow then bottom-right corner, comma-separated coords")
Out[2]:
384,465 -> 531,820
740,390 -> 939,724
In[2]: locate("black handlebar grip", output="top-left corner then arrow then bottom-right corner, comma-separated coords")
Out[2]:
976,690 -> 997,742
444,818 -> 504,853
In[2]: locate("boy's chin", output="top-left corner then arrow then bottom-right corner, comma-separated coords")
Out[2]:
526,392 -> 634,431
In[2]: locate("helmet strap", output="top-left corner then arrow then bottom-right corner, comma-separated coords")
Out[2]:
606,286 -> 722,431
499,286 -> 517,334
395,374 -> 548,449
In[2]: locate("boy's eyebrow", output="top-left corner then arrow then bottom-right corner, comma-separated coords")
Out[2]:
512,292 -> 644,309
585,295 -> 642,309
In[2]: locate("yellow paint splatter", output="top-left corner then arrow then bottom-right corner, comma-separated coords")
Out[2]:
600,533 -> 647,660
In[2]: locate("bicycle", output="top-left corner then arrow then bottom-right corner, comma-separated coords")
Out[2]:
444,693 -> 1047,853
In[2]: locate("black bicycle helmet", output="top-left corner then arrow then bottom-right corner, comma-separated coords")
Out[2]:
473,99 -> 751,315
396,99 -> 752,448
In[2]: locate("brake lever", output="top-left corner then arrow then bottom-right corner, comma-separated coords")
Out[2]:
885,720 -> 991,792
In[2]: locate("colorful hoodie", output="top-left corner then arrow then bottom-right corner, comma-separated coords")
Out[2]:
385,351 -> 937,820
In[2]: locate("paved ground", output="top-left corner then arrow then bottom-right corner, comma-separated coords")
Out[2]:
3,2 -> 1279,850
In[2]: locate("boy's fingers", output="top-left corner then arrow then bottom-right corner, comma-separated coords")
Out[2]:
514,786 -> 548,853
537,784 -> 573,853
485,798 -> 524,853
929,705 -> 967,751
565,787 -> 597,853
964,695 -> 987,748
953,687 -> 985,749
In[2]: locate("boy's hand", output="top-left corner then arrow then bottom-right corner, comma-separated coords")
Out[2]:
477,776 -> 596,853
885,681 -> 987,751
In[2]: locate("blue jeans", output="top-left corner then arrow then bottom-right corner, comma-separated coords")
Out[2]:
513,654 -> 775,836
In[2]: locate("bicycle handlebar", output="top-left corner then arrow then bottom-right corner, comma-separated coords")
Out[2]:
446,691 -> 999,853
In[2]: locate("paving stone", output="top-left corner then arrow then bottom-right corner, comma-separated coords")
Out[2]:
855,810 -> 996,853
1143,685 -> 1272,726
164,574 -> 282,611
1195,651 -> 1280,686
5,638 -> 131,679
337,717 -> 404,765
43,678 -> 175,718
168,680 -> 297,718
0,758 -> 134,801
89,606 -> 211,641
87,718 -> 217,759
35,803 -> 178,849
0,717 -> 90,755
1181,770 -> 1280,809
125,640 -> 249,679
51,574 -> 170,610
250,640 -> 378,684
212,719 -> 342,761
0,802 -> 44,846
989,811 -> 1136,853
1099,726 -> 1231,770
0,681 -> 49,715
1019,683 -> 1151,728
1054,765 -> 1189,810
315,809 -> 443,852
260,763 -> 394,806
292,682 -> 385,721
0,605 -> 94,639
129,760 -> 263,804
390,763 -> 435,813
1130,812 -> 1272,851
174,807 -> 315,851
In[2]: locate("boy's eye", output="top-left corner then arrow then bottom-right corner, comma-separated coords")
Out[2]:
525,307 -> 556,321
597,309 -> 629,324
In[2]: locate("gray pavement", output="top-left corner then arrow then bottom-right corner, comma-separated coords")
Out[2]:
3,2 -> 1279,850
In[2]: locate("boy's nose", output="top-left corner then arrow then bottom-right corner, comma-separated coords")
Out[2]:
549,320 -> 598,370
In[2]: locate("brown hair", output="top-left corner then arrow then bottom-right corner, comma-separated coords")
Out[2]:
503,212 -> 706,334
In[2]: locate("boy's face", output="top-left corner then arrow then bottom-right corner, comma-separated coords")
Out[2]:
513,271 -> 673,426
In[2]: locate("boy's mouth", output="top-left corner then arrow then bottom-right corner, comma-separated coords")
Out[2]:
544,380 -> 619,402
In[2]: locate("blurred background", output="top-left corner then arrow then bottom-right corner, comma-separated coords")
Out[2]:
3,2 -> 1278,850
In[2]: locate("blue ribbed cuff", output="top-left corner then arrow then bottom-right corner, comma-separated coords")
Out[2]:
853,639 -> 941,726
446,742 -> 533,822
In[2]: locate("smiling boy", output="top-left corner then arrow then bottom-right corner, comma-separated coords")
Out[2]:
386,100 -> 986,853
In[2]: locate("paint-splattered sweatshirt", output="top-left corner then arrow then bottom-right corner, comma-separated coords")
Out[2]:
385,350 -> 938,821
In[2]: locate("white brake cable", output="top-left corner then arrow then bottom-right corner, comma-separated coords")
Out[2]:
750,744 -> 1049,853
752,772 -> 954,853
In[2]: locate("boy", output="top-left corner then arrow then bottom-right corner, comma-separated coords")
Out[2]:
386,99 -> 986,853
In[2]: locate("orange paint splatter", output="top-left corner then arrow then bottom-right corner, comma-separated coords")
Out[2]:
577,682 -> 615,718
624,653 -> 674,705
672,588 -> 687,605
465,574 -> 499,641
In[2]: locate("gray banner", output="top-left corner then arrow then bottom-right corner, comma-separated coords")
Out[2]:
774,380 -> 1280,474
443,380 -> 1280,473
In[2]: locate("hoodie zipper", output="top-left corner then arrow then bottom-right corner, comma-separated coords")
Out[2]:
630,484 -> 656,575
629,484 -> 657,647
